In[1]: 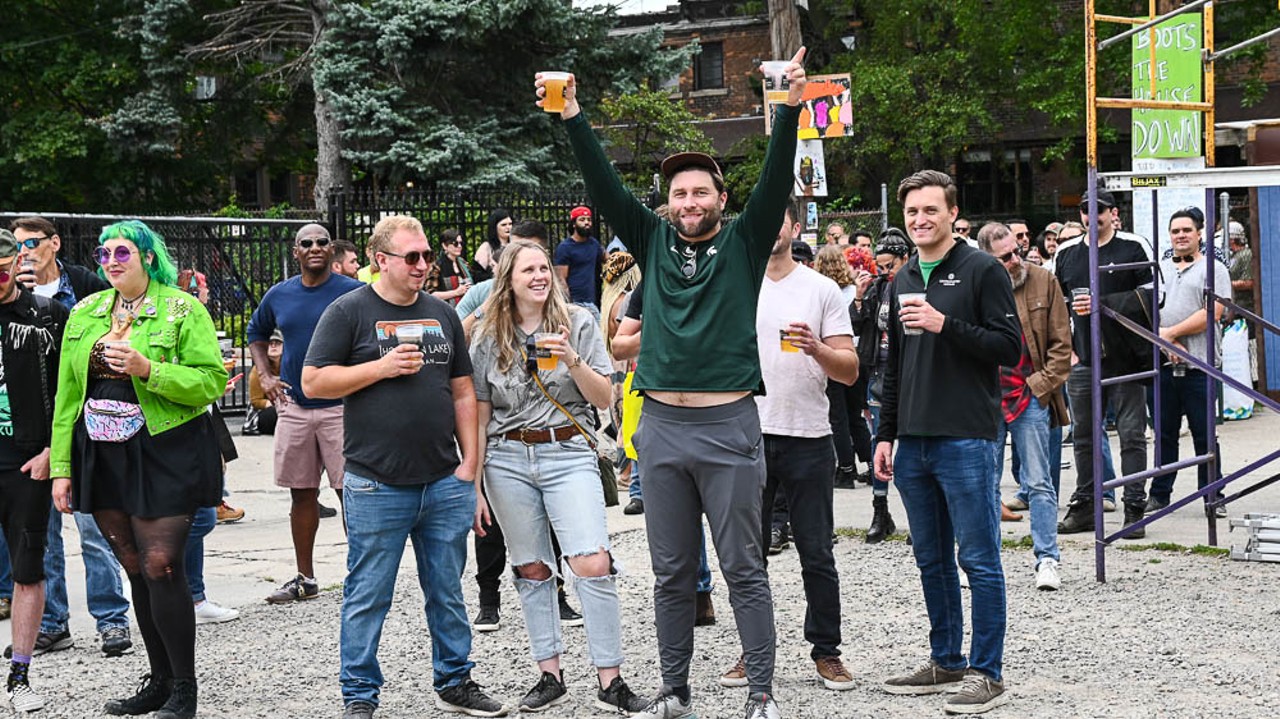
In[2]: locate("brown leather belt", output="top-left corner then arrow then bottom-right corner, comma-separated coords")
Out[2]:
503,425 -> 581,445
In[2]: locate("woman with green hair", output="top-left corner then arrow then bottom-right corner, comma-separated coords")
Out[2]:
50,219 -> 226,719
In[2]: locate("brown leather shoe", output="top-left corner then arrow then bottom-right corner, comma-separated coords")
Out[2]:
1000,503 -> 1024,522
694,590 -> 715,626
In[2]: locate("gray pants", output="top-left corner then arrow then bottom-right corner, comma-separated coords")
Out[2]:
634,396 -> 775,695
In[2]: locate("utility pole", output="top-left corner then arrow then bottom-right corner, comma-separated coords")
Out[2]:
769,0 -> 802,59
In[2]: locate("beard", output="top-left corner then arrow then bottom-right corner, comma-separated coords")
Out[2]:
676,205 -> 723,239
1008,264 -> 1027,289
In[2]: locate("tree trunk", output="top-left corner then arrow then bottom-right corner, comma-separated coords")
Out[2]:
769,0 -> 802,60
311,0 -> 349,211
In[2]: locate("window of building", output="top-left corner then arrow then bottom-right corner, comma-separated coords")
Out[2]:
693,42 -> 724,90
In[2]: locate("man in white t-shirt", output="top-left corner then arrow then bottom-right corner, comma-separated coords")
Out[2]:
719,201 -> 858,692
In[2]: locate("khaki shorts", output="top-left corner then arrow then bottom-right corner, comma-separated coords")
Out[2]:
274,402 -> 345,490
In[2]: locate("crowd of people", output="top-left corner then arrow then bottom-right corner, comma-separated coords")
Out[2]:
0,50 -> 1258,719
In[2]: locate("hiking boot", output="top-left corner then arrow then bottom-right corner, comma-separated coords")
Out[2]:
883,658 -> 967,695
866,495 -> 896,544
768,527 -> 790,555
1035,559 -> 1061,591
153,677 -> 197,719
634,691 -> 694,719
435,678 -> 510,717
1057,502 -> 1094,534
194,599 -> 240,624
473,605 -> 500,632
743,692 -> 781,719
815,656 -> 854,691
343,701 -> 376,719
559,595 -> 584,626
518,672 -> 567,712
0,597 -> 10,621
265,574 -> 319,604
694,590 -> 716,626
719,655 -> 748,688
105,674 -> 172,715
623,498 -> 645,515
1121,504 -> 1146,540
5,678 -> 45,713
319,502 -> 338,518
101,626 -> 133,656
596,676 -> 649,714
216,502 -> 245,523
943,671 -> 1008,715
4,628 -> 74,659
833,465 -> 856,489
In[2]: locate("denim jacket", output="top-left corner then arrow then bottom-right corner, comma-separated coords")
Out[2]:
50,281 -> 228,477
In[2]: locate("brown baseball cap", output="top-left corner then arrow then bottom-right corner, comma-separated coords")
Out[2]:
660,152 -> 723,182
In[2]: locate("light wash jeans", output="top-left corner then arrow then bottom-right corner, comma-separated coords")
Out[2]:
994,397 -> 1060,565
484,435 -> 624,668
339,472 -> 476,706
45,508 -> 130,634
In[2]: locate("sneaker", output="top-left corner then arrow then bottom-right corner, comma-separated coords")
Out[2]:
265,574 -> 319,604
518,672 -> 567,712
559,596 -> 584,627
1102,498 -> 1116,513
958,567 -> 969,589
623,498 -> 645,515
743,692 -> 781,719
1035,559 -> 1061,591
596,676 -> 649,714
343,700 -> 376,719
435,679 -> 510,717
194,600 -> 240,625
153,677 -> 196,719
216,502 -> 245,523
720,655 -> 748,688
883,658 -> 967,695
104,674 -> 171,715
0,597 -> 10,621
1004,497 -> 1028,511
815,656 -> 854,691
943,671 -> 1008,714
1211,504 -> 1228,519
473,605 -> 500,632
4,628 -> 74,659
1144,497 -> 1170,514
634,691 -> 694,719
768,528 -> 789,555
5,679 -> 45,713
319,502 -> 338,518
101,626 -> 133,657
1000,504 -> 1023,522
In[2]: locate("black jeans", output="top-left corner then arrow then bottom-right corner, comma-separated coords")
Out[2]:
826,376 -> 872,471
1067,365 -> 1148,507
760,434 -> 841,659
1149,367 -> 1221,503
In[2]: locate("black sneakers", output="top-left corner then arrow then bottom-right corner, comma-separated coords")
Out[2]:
104,674 -> 172,716
101,626 -> 133,657
519,672 -> 568,712
473,605 -> 500,633
153,678 -> 197,719
435,678 -> 510,717
596,676 -> 649,714
559,596 -> 584,627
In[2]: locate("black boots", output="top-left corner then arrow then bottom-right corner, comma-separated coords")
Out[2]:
105,674 -> 171,715
154,678 -> 197,719
866,496 -> 896,544
1057,501 -> 1094,534
1121,504 -> 1146,539
834,465 -> 857,489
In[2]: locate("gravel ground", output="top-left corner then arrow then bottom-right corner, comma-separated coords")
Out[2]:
25,523 -> 1280,719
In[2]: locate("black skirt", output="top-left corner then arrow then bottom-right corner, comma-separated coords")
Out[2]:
71,379 -> 222,518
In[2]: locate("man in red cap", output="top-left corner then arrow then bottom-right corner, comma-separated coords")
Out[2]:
554,206 -> 606,319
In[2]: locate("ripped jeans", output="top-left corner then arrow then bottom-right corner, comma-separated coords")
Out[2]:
483,434 -> 623,668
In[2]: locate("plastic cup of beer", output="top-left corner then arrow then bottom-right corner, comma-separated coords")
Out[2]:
761,60 -> 790,89
899,292 -> 927,335
541,72 -> 571,113
534,332 -> 560,371
780,325 -> 802,353
1071,287 -> 1090,316
398,324 -> 424,348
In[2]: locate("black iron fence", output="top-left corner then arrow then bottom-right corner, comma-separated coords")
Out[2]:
0,213 -> 315,411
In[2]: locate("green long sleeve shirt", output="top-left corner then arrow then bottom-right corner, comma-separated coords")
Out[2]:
565,104 -> 800,394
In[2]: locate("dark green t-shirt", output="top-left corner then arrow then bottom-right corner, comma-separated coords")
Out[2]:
565,105 -> 800,393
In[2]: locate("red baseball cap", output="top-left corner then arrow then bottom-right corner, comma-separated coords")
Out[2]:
570,206 -> 592,220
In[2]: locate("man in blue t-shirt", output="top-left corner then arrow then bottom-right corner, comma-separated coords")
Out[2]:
246,224 -> 362,605
553,206 -> 605,320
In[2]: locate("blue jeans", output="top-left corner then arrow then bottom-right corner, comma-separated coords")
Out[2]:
44,509 -> 130,634
994,398 -> 1059,565
633,464 -> 713,592
1149,367 -> 1221,503
484,435 -> 624,668
0,531 -> 12,598
340,472 -> 476,705
894,437 -> 1005,682
184,507 -> 217,603
866,384 -> 889,496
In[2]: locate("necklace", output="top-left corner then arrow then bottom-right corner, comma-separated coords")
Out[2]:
111,285 -> 148,335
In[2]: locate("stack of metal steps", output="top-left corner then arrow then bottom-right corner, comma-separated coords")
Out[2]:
1229,513 -> 1280,563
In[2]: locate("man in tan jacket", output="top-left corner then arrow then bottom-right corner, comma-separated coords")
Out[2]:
978,223 -> 1071,591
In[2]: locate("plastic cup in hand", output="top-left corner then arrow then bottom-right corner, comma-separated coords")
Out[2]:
761,60 -> 790,90
1172,361 -> 1187,378
541,72 -> 570,113
779,325 -> 802,353
534,333 -> 560,371
1071,287 -> 1090,316
398,324 -> 425,348
899,292 -> 927,335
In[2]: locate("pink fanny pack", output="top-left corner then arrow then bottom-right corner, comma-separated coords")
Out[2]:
84,399 -> 145,443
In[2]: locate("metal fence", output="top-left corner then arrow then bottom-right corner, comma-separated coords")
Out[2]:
0,213 -> 315,411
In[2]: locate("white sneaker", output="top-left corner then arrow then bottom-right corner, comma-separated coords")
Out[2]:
635,692 -> 695,719
6,680 -> 46,712
1036,559 -> 1061,591
958,567 -> 970,589
194,599 -> 240,625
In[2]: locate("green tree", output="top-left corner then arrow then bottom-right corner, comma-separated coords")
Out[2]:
599,85 -> 713,190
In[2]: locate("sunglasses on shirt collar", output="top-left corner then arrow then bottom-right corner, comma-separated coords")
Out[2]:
525,335 -> 539,376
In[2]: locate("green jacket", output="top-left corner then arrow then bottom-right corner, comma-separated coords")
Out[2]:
50,281 -> 229,477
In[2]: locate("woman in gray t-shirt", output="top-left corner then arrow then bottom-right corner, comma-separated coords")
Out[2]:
470,240 -> 648,713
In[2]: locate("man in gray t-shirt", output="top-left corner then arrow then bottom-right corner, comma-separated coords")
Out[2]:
1147,209 -> 1231,513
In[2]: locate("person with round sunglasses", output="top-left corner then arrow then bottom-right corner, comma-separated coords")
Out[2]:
49,220 -> 228,719
470,239 -> 648,714
434,229 -> 473,307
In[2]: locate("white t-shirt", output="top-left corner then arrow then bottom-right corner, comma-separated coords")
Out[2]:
34,279 -> 59,298
756,264 -> 853,438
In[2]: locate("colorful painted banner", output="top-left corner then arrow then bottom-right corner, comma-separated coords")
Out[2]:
765,73 -> 853,140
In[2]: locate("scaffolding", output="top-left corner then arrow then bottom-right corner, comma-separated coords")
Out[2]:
1084,0 -> 1280,581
